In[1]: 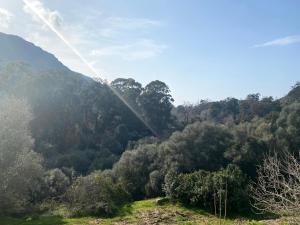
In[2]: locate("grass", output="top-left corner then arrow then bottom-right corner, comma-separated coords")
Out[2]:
0,199 -> 297,225
0,215 -> 95,225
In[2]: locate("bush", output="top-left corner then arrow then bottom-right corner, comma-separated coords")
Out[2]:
66,171 -> 129,216
43,169 -> 71,198
164,165 -> 249,214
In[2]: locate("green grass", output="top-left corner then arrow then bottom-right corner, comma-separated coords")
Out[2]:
0,199 -> 296,225
0,215 -> 95,225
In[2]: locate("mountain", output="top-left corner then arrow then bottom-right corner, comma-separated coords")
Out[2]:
0,32 -> 151,173
0,32 -> 68,71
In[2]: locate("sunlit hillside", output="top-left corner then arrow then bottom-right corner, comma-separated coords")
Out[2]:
1,1 -> 300,225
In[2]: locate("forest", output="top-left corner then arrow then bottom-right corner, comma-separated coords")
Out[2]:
1,61 -> 300,224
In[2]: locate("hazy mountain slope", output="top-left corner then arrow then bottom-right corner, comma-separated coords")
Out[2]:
0,32 -> 68,71
0,32 -> 111,171
0,32 -> 149,173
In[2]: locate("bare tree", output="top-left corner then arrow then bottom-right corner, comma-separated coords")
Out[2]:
182,102 -> 194,125
250,151 -> 300,216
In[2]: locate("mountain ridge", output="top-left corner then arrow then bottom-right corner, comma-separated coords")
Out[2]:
0,32 -> 70,71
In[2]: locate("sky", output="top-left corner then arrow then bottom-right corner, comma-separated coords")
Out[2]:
0,0 -> 299,105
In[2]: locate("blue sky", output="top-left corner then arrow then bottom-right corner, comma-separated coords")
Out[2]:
0,0 -> 299,104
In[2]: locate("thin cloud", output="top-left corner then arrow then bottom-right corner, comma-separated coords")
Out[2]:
99,17 -> 163,38
91,39 -> 167,61
23,0 -> 63,29
254,35 -> 300,48
106,17 -> 162,30
0,8 -> 13,29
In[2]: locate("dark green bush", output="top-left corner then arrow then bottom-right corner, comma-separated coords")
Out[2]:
164,165 -> 249,214
66,171 -> 129,216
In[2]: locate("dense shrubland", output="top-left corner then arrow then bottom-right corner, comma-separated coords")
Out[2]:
1,63 -> 300,217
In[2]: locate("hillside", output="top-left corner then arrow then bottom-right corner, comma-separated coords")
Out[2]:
281,83 -> 300,104
0,32 -> 169,173
0,32 -> 68,71
1,32 -> 300,224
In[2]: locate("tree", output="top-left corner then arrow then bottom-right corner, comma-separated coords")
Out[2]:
225,120 -> 271,178
239,94 -> 260,121
0,96 -> 44,215
158,122 -> 233,174
111,78 -> 142,109
66,171 -> 129,216
250,151 -> 300,216
112,142 -> 159,199
276,102 -> 300,153
111,78 -> 148,136
175,102 -> 194,126
42,168 -> 71,198
283,81 -> 300,104
138,80 -> 174,135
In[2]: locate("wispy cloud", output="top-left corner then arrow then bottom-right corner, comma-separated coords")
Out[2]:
0,8 -> 13,29
98,17 -> 163,38
254,35 -> 300,48
106,17 -> 162,29
91,39 -> 167,61
23,0 -> 63,29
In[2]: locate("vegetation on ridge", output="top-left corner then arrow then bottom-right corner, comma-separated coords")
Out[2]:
1,54 -> 300,222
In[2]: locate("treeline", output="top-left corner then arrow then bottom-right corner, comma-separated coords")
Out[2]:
1,63 -> 300,217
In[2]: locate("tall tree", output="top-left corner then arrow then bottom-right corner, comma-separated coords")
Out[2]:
0,96 -> 44,215
111,78 -> 142,109
138,80 -> 174,136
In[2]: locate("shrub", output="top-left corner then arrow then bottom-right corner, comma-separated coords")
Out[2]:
43,169 -> 71,198
164,165 -> 249,214
66,171 -> 129,216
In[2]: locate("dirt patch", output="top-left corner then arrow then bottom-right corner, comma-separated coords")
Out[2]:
137,209 -> 192,225
88,219 -> 103,224
102,208 -> 193,225
261,217 -> 300,225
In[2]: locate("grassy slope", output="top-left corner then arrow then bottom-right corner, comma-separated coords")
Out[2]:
0,199 -> 294,225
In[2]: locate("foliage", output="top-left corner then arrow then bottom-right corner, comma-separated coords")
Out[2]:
42,169 -> 72,199
66,171 -> 129,216
0,96 -> 44,215
158,122 -> 233,173
0,65 -> 175,173
138,80 -> 175,136
112,142 -> 160,199
1,59 -> 300,219
173,94 -> 281,125
276,102 -> 300,153
164,165 -> 249,214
